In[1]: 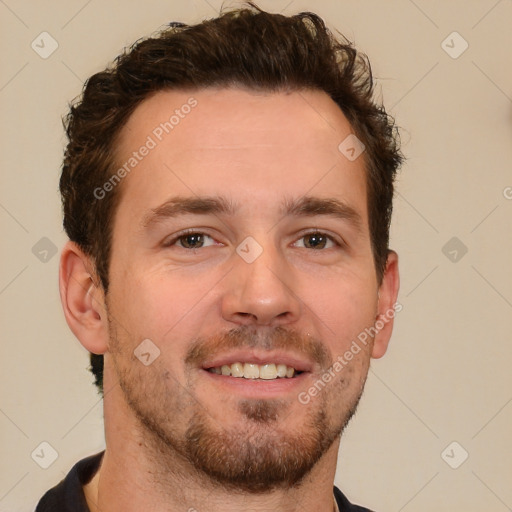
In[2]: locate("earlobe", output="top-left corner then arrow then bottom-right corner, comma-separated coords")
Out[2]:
371,250 -> 400,359
59,241 -> 109,355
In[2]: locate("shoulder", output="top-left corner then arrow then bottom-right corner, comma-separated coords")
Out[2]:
333,485 -> 377,512
35,451 -> 104,512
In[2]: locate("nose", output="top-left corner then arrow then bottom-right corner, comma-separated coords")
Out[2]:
221,240 -> 302,327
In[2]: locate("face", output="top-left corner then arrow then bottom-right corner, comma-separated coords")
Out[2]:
103,87 -> 389,492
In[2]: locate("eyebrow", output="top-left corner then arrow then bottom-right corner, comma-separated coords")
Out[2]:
140,196 -> 236,230
282,195 -> 362,229
140,194 -> 362,231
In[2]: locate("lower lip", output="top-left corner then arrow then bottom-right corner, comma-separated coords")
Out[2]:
201,369 -> 310,398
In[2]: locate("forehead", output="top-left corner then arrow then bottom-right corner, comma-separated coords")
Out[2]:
119,86 -> 352,150
112,87 -> 368,229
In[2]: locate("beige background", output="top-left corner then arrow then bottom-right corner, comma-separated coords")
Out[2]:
1,0 -> 511,511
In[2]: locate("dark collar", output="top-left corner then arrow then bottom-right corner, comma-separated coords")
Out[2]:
36,451 -> 374,512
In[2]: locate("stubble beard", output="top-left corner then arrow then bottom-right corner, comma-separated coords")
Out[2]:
108,320 -> 368,494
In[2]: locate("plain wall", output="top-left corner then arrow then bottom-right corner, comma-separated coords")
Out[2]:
1,1 -> 511,511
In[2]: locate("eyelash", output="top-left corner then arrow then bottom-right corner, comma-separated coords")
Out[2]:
163,229 -> 342,250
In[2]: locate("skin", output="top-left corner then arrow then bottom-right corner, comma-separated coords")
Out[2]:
60,87 -> 399,512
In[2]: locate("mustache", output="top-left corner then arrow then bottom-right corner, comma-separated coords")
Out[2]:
184,325 -> 332,370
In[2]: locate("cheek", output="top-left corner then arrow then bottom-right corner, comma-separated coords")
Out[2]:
109,269 -> 215,361
305,273 -> 378,348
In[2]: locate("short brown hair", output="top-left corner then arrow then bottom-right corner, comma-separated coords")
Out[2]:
60,2 -> 403,394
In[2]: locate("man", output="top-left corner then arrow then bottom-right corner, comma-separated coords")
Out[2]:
37,2 -> 402,511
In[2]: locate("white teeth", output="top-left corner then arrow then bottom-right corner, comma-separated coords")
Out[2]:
243,363 -> 260,379
276,364 -> 287,378
207,362 -> 299,379
259,363 -> 277,380
231,362 -> 244,377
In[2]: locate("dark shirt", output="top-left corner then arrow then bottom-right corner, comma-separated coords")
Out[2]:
36,451 -> 374,511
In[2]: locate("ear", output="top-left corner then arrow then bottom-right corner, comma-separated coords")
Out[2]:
59,241 -> 109,354
371,250 -> 400,359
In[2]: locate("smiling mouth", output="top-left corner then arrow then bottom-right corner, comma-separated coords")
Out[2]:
206,362 -> 304,380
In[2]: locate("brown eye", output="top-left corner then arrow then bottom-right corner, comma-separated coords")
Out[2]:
178,233 -> 205,249
304,233 -> 328,249
295,232 -> 336,250
164,232 -> 217,249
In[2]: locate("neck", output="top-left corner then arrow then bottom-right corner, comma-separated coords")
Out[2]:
86,447 -> 340,512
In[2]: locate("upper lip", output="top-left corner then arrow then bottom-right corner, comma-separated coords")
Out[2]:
201,350 -> 314,373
